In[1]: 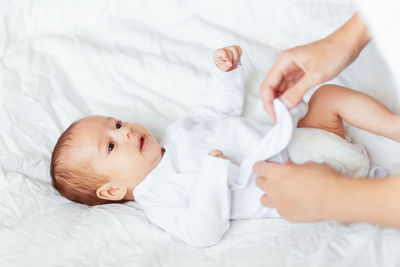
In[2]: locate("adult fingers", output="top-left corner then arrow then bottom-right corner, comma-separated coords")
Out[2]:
255,175 -> 267,189
259,194 -> 275,208
253,161 -> 282,175
260,80 -> 278,123
280,73 -> 319,109
260,56 -> 292,120
264,101 -> 276,124
261,52 -> 294,92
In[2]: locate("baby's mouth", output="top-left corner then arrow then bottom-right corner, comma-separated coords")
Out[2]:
140,135 -> 146,152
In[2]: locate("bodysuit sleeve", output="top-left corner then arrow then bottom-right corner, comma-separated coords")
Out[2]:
142,156 -> 233,248
187,61 -> 245,124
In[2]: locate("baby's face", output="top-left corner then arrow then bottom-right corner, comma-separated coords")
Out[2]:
71,115 -> 163,189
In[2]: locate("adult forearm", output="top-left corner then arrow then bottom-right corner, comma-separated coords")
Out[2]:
254,161 -> 400,227
328,13 -> 371,63
326,174 -> 400,227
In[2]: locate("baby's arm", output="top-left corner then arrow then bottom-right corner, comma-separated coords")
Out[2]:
298,84 -> 400,142
143,157 -> 234,248
188,45 -> 245,124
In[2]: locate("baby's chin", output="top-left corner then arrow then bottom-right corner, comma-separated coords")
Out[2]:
148,146 -> 164,169
143,136 -> 162,156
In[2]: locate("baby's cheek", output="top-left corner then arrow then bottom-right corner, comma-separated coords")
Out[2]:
108,158 -> 136,181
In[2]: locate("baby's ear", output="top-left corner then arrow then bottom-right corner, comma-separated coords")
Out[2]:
96,183 -> 127,201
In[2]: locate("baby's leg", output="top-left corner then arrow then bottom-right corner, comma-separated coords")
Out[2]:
298,84 -> 400,142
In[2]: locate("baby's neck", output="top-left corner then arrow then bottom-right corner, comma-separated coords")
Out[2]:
128,147 -> 166,201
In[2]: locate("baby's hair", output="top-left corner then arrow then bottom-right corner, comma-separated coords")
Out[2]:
50,120 -> 120,206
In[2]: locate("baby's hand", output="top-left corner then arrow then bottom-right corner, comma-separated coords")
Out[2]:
208,149 -> 230,160
213,45 -> 242,72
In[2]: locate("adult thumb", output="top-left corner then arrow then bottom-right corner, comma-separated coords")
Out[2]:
281,74 -> 316,109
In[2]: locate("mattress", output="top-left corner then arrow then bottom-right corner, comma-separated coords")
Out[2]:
1,0 -> 400,266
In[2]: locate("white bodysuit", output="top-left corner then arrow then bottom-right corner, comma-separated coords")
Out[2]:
133,63 -> 371,248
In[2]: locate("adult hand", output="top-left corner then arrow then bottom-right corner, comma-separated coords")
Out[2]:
260,38 -> 356,122
254,161 -> 342,222
261,13 -> 370,122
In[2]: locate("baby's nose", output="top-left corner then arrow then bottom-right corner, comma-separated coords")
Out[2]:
121,126 -> 132,140
121,126 -> 139,142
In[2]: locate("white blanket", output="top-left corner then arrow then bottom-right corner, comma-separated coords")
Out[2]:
2,0 -> 400,266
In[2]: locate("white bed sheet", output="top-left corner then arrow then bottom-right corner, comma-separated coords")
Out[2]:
1,0 -> 400,266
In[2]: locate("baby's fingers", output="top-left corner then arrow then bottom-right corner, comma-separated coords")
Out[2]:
214,49 -> 233,71
230,46 -> 242,63
214,48 -> 227,57
208,149 -> 229,159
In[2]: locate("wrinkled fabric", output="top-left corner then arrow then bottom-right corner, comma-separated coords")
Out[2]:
2,0 -> 400,266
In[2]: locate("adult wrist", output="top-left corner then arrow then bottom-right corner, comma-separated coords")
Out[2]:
328,13 -> 371,64
318,172 -> 347,221
324,174 -> 373,223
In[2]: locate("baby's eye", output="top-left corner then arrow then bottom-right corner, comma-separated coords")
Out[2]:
116,121 -> 122,129
108,141 -> 115,152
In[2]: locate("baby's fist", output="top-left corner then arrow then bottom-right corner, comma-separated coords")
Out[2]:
214,45 -> 242,72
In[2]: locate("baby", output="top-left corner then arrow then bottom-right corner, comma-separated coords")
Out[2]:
51,45 -> 400,247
